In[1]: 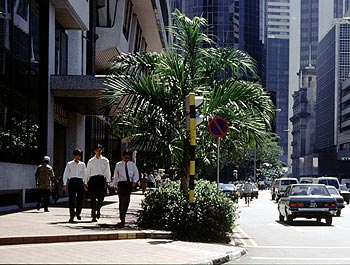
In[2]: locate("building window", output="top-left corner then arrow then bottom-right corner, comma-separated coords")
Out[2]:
123,0 -> 133,40
133,20 -> 142,52
55,22 -> 68,75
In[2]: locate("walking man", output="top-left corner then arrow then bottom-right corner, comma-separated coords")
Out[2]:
63,148 -> 86,223
113,150 -> 139,227
35,156 -> 54,212
85,144 -> 111,222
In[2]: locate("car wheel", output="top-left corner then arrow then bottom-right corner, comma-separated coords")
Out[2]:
279,212 -> 284,222
286,215 -> 293,224
325,216 -> 332,226
336,210 -> 341,217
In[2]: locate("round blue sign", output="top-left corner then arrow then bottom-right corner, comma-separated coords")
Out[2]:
208,117 -> 229,138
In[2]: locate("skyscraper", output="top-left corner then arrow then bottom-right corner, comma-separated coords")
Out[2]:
290,0 -> 350,177
265,0 -> 291,166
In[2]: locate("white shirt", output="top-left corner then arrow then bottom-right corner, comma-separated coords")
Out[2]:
63,160 -> 86,185
113,161 -> 139,187
243,182 -> 253,193
85,155 -> 111,184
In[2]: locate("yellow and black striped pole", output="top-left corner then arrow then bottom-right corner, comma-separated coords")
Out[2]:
189,93 -> 196,203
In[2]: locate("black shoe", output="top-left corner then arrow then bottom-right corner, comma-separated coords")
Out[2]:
76,214 -> 81,220
91,218 -> 97,222
116,221 -> 125,228
96,210 -> 100,219
44,209 -> 49,212
68,218 -> 74,223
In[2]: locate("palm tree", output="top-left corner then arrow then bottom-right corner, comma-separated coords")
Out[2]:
102,10 -> 275,194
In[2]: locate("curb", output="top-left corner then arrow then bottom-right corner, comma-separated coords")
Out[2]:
0,231 -> 173,246
197,247 -> 247,265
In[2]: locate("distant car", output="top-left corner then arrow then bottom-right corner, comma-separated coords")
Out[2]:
277,184 -> 337,225
339,184 -> 350,204
312,177 -> 340,189
219,183 -> 239,202
326,185 -> 344,216
275,178 -> 299,202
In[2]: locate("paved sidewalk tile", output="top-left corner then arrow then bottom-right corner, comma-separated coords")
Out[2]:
0,239 -> 245,264
0,191 -> 246,264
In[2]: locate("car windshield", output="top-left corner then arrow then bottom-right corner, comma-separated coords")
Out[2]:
327,187 -> 339,195
281,179 -> 297,185
290,185 -> 330,196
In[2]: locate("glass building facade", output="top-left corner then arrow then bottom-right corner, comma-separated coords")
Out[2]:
266,0 -> 290,166
0,0 -> 47,165
175,0 -> 266,84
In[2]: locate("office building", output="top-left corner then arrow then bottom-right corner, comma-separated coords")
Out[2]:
0,0 -> 171,208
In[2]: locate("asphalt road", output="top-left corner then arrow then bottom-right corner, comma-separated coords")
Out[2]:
229,189 -> 350,264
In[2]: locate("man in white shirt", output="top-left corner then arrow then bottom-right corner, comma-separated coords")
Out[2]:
63,148 -> 86,223
243,178 -> 253,204
85,144 -> 111,222
113,150 -> 139,227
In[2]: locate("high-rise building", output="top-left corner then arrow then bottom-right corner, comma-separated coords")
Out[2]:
290,0 -> 350,178
175,0 -> 266,83
265,0 -> 291,166
315,18 -> 350,176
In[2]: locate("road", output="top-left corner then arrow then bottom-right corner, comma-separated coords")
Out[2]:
229,189 -> 350,264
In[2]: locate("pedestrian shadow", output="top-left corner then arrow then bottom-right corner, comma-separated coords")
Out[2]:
148,240 -> 174,245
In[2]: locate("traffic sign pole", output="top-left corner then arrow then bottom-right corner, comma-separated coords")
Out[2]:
217,137 -> 220,193
208,117 -> 229,193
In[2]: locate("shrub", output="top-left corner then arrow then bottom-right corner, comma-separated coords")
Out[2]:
137,179 -> 238,243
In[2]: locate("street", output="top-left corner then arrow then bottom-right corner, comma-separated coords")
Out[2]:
229,190 -> 350,264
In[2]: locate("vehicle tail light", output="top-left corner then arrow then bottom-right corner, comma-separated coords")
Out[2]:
324,203 -> 337,207
290,202 -> 304,207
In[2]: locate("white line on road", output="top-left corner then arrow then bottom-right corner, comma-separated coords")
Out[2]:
252,257 -> 350,261
248,246 -> 350,249
235,226 -> 258,247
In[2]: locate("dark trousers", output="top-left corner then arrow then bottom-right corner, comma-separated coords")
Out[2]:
118,181 -> 132,223
37,189 -> 50,210
88,175 -> 106,218
68,178 -> 84,218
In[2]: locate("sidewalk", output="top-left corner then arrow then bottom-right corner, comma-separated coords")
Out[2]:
0,191 -> 246,264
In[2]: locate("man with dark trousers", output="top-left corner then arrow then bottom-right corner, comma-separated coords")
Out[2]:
63,148 -> 86,223
35,156 -> 54,212
85,144 -> 111,222
113,150 -> 139,227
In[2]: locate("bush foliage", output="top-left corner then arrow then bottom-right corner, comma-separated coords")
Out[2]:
137,180 -> 238,243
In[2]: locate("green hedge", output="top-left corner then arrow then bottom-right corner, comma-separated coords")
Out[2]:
137,180 -> 238,243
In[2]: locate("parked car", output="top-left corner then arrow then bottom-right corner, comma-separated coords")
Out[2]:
219,183 -> 239,202
339,184 -> 350,204
299,177 -> 314,184
278,184 -> 337,225
275,178 -> 299,202
326,185 -> 344,216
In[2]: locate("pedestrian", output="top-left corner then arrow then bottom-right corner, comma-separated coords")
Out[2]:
50,176 -> 59,204
113,150 -> 139,227
148,171 -> 155,188
140,172 -> 148,194
35,156 -> 54,212
85,144 -> 111,222
63,148 -> 86,223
